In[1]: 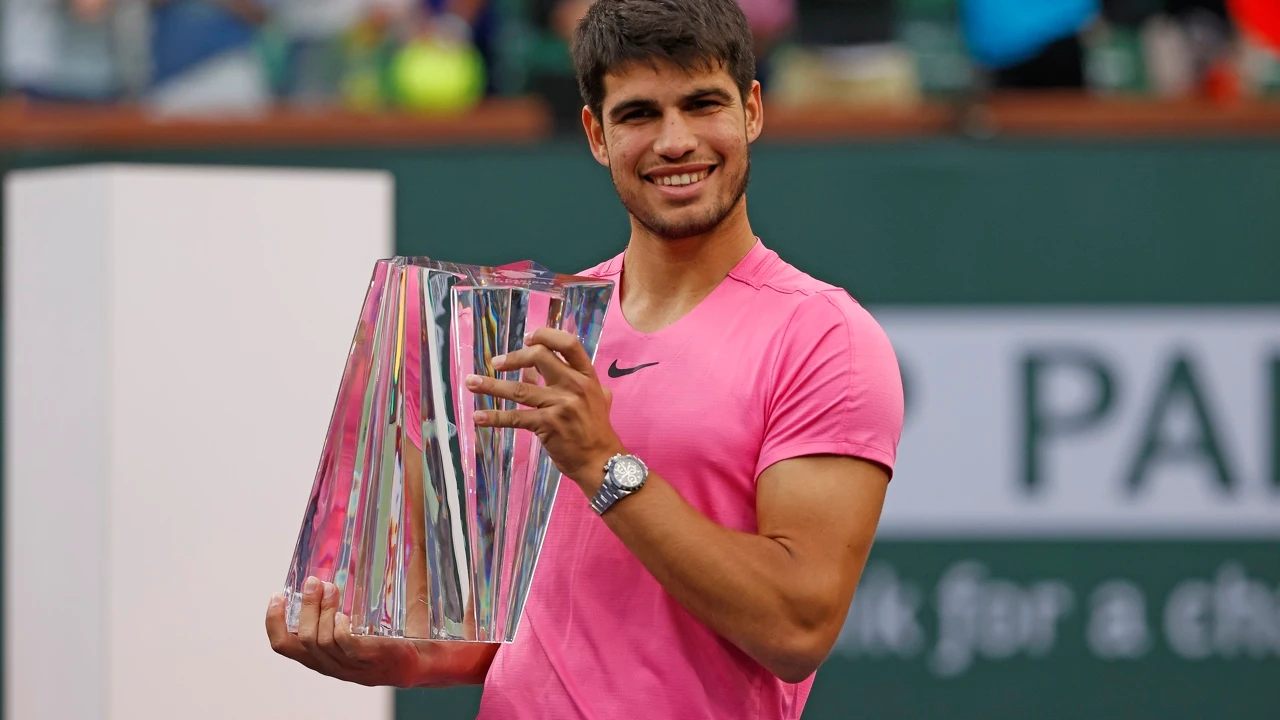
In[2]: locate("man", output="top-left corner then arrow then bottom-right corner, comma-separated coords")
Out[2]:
265,0 -> 904,716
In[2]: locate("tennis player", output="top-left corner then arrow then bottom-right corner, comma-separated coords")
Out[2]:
267,0 -> 904,715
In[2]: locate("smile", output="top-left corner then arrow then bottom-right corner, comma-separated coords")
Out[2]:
645,166 -> 715,187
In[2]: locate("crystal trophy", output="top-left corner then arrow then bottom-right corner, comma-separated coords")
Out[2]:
282,257 -> 613,643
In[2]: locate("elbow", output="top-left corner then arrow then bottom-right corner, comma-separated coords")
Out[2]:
767,659 -> 823,685
748,579 -> 852,683
759,615 -> 843,684
760,632 -> 832,684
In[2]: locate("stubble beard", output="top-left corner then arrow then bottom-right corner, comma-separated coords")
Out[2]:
610,150 -> 751,241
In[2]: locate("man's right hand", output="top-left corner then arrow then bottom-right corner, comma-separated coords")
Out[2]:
265,576 -> 496,689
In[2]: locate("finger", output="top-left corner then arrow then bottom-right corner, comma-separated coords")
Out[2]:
316,582 -> 347,666
521,365 -> 542,387
526,328 -> 595,376
474,407 -> 541,430
295,576 -> 324,651
265,593 -> 304,657
492,344 -> 575,385
465,374 -> 554,408
332,611 -> 361,658
265,592 -> 325,671
332,611 -> 382,666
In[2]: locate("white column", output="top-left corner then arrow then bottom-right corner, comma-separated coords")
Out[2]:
4,165 -> 397,720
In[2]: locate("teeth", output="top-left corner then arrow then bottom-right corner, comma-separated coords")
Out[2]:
655,170 -> 709,187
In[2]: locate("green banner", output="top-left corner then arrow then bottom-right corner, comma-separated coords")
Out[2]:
817,541 -> 1280,720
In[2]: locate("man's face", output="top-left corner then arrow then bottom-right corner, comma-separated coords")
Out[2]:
583,60 -> 763,241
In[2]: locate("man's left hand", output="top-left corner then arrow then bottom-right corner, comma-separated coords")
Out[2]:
466,328 -> 623,488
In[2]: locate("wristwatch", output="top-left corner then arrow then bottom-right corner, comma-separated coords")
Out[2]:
589,454 -> 649,515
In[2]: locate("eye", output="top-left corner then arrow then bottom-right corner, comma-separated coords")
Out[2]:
689,100 -> 720,111
622,109 -> 657,121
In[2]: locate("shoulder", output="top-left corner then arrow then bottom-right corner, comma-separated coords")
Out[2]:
742,247 -> 894,359
770,291 -> 898,388
792,292 -> 893,356
750,254 -> 904,476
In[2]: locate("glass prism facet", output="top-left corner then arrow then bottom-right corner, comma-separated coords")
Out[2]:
283,257 -> 613,642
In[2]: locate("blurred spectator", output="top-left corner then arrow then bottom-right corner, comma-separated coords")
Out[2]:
146,0 -> 274,115
738,0 -> 796,69
2,0 -> 147,102
267,0 -> 412,106
414,0 -> 500,95
961,0 -> 1099,88
265,0 -> 495,110
523,0 -> 590,128
1153,0 -> 1236,96
4,0 -> 1273,115
540,0 -> 591,41
769,0 -> 923,109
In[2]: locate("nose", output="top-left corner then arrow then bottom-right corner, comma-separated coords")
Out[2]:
652,111 -> 697,159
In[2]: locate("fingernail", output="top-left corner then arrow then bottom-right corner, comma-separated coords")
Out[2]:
524,331 -> 535,343
323,582 -> 337,600
304,576 -> 319,594
465,374 -> 481,388
491,355 -> 506,368
474,411 -> 488,424
268,593 -> 284,608
335,612 -> 348,627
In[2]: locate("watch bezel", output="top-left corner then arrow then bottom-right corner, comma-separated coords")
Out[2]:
607,454 -> 648,491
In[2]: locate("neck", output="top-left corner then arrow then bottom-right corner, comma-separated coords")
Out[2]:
618,197 -> 756,334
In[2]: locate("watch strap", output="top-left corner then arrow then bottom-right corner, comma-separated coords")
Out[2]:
589,482 -> 624,515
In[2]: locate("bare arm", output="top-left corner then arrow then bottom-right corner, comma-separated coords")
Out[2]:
593,455 -> 888,682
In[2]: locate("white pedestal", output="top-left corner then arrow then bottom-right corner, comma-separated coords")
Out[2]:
4,165 -> 397,720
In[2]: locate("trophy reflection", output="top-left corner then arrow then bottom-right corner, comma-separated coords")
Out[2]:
282,258 -> 612,642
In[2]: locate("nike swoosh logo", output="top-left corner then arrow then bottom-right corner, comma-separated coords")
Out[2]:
607,360 -> 659,378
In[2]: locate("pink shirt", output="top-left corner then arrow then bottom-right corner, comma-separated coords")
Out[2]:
475,239 -> 904,719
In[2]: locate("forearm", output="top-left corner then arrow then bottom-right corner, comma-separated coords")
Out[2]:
409,642 -> 498,689
594,473 -> 843,682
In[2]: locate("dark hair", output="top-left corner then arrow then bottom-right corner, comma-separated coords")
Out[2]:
571,0 -> 757,121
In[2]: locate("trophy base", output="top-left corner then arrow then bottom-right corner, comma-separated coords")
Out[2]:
282,586 -> 526,644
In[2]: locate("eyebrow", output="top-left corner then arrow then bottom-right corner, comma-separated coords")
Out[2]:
606,87 -> 735,122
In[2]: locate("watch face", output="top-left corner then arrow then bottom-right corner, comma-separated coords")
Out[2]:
611,457 -> 647,490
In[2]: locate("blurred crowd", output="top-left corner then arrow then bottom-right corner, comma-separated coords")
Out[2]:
2,0 -> 1279,119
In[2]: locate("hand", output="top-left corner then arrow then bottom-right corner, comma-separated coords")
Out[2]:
265,577 -> 492,689
466,328 -> 623,487
265,577 -> 423,687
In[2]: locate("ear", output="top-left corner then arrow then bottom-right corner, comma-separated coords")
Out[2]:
744,80 -> 763,144
582,106 -> 610,167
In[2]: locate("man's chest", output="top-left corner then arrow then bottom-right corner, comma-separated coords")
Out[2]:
592,329 -> 774,508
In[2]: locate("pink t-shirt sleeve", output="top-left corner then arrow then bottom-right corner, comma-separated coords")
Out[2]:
755,293 -> 904,480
